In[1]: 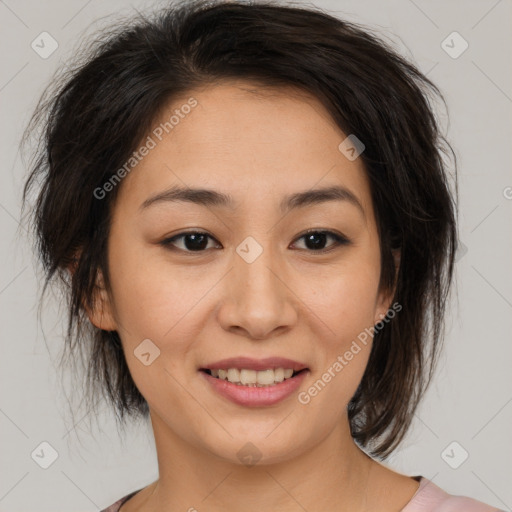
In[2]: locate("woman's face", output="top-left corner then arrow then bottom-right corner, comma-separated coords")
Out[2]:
89,80 -> 396,465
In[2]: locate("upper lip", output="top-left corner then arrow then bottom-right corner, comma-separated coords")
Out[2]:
200,357 -> 308,372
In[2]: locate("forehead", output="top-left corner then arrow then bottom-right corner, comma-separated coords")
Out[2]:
114,80 -> 374,222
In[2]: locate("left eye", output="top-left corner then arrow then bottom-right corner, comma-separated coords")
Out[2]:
292,230 -> 351,252
159,230 -> 351,253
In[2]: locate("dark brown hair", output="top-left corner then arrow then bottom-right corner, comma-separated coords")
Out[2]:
21,0 -> 458,459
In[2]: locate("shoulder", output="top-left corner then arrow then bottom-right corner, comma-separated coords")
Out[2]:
100,497 -> 124,512
100,489 -> 142,512
402,476 -> 504,512
440,495 -> 504,512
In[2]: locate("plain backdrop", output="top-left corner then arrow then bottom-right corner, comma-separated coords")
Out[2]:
0,0 -> 511,511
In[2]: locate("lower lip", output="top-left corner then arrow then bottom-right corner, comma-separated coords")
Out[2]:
199,370 -> 309,407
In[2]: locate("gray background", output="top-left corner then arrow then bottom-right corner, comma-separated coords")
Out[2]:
1,0 -> 511,510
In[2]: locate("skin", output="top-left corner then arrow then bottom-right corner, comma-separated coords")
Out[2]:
86,80 -> 418,511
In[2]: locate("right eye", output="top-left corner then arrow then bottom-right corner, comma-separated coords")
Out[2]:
159,231 -> 221,253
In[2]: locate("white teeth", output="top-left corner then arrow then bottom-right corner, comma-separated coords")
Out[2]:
240,369 -> 257,384
274,368 -> 284,382
227,368 -> 240,382
283,369 -> 294,379
208,367 -> 300,386
256,369 -> 276,385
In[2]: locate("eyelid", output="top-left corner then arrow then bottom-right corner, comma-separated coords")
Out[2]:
291,229 -> 351,252
159,229 -> 351,253
160,230 -> 220,252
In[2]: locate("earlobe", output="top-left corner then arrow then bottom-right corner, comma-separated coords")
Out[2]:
374,291 -> 396,327
374,248 -> 401,325
392,248 -> 401,273
83,269 -> 118,332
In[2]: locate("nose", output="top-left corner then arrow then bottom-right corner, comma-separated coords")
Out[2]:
216,242 -> 298,340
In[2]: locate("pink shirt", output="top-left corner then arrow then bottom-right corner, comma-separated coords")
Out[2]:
101,475 -> 504,511
401,476 -> 503,511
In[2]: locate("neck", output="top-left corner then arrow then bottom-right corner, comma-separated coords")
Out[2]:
146,410 -> 375,512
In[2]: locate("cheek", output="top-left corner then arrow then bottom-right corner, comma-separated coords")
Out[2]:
298,279 -> 376,417
105,242 -> 211,408
106,232 -> 232,378
296,260 -> 379,399
300,256 -> 381,337
110,258 -> 213,340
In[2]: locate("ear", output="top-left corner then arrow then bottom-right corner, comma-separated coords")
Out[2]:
67,256 -> 117,332
373,248 -> 401,325
84,269 -> 118,331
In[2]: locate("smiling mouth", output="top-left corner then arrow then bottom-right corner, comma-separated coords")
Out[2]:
199,368 -> 308,387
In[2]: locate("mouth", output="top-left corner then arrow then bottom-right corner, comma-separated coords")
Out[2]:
199,367 -> 308,387
199,365 -> 310,407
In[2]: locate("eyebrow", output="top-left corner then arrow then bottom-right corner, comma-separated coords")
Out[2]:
139,184 -> 365,218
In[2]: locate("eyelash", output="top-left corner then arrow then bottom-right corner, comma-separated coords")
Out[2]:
159,229 -> 351,254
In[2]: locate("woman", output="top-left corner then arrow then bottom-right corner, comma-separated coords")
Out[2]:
21,0 -> 503,510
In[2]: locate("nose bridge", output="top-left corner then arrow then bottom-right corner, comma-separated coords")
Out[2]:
219,233 -> 296,338
235,234 -> 284,304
